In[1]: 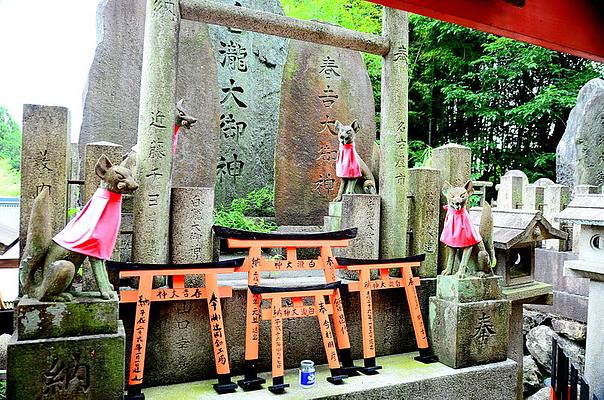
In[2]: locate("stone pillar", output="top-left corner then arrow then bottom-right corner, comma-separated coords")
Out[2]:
431,144 -> 472,273
379,7 -> 409,259
324,202 -> 342,232
68,142 -> 81,212
585,280 -> 604,399
170,187 -> 215,285
408,168 -> 441,277
83,142 -> 124,203
571,185 -> 599,251
509,301 -> 524,400
429,276 -> 510,369
337,194 -> 380,280
132,0 -> 180,265
523,185 -> 544,212
497,175 -> 524,209
543,184 -> 570,250
19,105 -> 70,253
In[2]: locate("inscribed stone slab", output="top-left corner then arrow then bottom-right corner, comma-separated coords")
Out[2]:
275,39 -> 376,225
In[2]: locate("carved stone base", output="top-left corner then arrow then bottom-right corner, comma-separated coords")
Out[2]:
7,322 -> 125,400
430,274 -> 510,369
15,295 -> 119,340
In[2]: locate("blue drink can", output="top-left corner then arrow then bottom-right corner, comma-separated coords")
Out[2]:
299,360 -> 316,388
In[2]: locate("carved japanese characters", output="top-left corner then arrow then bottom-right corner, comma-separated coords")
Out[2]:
20,155 -> 138,302
332,120 -> 377,202
440,180 -> 495,277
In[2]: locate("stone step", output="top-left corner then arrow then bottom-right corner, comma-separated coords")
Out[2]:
142,352 -> 517,400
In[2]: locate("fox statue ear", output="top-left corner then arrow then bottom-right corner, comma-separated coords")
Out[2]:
442,181 -> 452,196
464,180 -> 475,196
350,119 -> 360,132
334,120 -> 342,131
95,154 -> 113,179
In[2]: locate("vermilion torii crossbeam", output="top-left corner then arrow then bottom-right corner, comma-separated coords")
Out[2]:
249,283 -> 348,394
213,226 -> 361,391
106,258 -> 245,399
337,255 -> 438,373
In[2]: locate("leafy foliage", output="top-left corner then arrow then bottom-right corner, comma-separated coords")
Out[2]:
0,158 -> 20,196
280,4 -> 603,187
214,186 -> 277,232
0,106 -> 21,171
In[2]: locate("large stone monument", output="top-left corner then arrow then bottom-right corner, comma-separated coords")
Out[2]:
275,39 -> 376,226
78,0 -> 221,188
208,0 -> 288,207
556,78 -> 604,190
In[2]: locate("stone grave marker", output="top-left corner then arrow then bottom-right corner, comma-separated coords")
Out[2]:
557,78 -> 604,190
543,184 -> 570,250
496,170 -> 528,209
20,105 -> 70,253
208,0 -> 288,207
78,0 -> 220,188
275,39 -> 376,226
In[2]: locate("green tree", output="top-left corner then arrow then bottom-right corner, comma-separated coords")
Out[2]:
0,106 -> 22,171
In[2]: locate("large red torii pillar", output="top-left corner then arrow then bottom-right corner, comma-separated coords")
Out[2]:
369,0 -> 604,63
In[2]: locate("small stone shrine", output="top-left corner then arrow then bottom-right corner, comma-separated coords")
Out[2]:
469,207 -> 567,286
558,194 -> 604,400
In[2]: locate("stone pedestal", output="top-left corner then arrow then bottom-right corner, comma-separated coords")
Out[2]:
7,297 -> 125,399
429,275 -> 510,369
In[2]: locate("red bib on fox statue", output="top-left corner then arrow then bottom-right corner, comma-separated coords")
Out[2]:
336,143 -> 362,178
53,188 -> 122,260
440,205 -> 482,248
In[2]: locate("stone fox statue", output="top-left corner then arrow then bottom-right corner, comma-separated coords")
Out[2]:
20,155 -> 139,302
440,180 -> 495,277
332,120 -> 377,202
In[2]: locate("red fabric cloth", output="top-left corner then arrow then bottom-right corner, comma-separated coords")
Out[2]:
172,124 -> 180,154
53,188 -> 122,260
440,205 -> 482,248
336,143 -> 361,178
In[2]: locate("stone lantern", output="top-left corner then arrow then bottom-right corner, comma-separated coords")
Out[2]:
558,194 -> 604,400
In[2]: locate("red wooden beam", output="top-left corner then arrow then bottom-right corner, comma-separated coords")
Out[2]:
370,0 -> 604,63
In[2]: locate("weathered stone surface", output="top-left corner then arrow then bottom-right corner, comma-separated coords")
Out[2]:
379,9 -> 409,260
523,185 -> 545,212
336,194 -> 380,280
274,225 -> 322,260
131,0 -> 179,268
170,187 -> 215,286
429,297 -> 510,369
528,387 -> 550,400
526,325 -> 585,374
7,323 -> 125,400
15,296 -> 118,340
523,309 -> 550,336
84,142 -> 124,203
142,352 -> 518,400
543,184 -> 570,250
431,143 -> 472,272
556,78 -> 604,189
0,333 -> 9,369
523,355 -> 543,396
408,168 -> 441,277
275,39 -> 376,226
78,0 -> 220,187
20,105 -> 70,252
534,178 -> 555,187
436,275 -> 503,303
123,278 -> 436,385
497,171 -> 527,209
208,0 -> 288,207
551,317 -> 586,342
